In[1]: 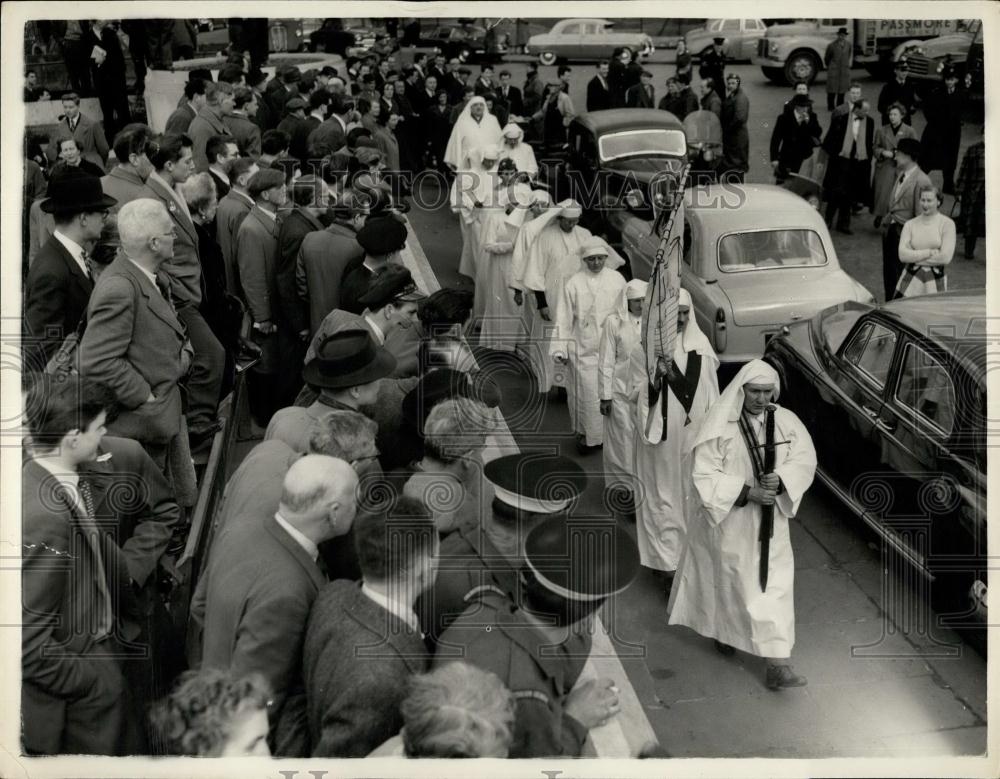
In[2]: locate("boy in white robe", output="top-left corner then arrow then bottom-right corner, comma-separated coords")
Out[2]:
634,289 -> 719,580
598,279 -> 647,514
551,240 -> 627,452
668,360 -> 817,690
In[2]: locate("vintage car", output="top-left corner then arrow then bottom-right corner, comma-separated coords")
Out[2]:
525,19 -> 654,65
684,18 -> 768,61
892,20 -> 983,104
419,23 -> 509,63
537,109 -> 687,241
621,184 -> 874,379
764,291 -> 987,622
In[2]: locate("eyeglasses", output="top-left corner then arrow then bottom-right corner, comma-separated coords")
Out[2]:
154,228 -> 178,240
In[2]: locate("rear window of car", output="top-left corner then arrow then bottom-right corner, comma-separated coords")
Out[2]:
598,129 -> 687,161
717,229 -> 828,272
561,23 -> 581,35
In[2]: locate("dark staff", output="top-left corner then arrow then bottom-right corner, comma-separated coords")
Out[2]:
758,403 -> 777,591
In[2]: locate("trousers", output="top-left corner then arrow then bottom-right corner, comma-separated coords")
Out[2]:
177,305 -> 225,435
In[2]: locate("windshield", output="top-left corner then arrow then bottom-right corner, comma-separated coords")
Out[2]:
718,229 -> 828,271
599,129 -> 687,161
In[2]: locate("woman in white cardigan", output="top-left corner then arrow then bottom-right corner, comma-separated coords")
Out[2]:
895,184 -> 956,298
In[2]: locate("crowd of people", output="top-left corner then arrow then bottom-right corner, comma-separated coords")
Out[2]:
18,16 -> 985,762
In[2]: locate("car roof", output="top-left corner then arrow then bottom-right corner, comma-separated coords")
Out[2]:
575,109 -> 685,134
558,18 -> 613,26
877,290 -> 987,341
685,183 -> 826,233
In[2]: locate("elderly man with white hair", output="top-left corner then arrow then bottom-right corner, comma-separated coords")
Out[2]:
634,288 -> 719,583
499,122 -> 538,179
78,198 -> 196,501
551,239 -> 627,452
668,359 -> 817,691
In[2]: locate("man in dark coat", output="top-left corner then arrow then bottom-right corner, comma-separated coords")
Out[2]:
586,62 -> 613,112
824,28 -> 852,111
433,475 -> 641,758
625,70 -> 655,108
955,129 -> 985,259
877,60 -> 917,125
769,94 -> 823,183
304,498 -> 434,757
196,455 -> 359,757
496,69 -> 524,116
699,37 -> 727,93
101,123 -> 156,211
658,77 -> 699,119
164,79 -> 207,135
87,20 -> 131,139
699,77 -> 722,116
339,215 -> 409,315
23,169 -> 116,375
822,99 -> 875,234
721,73 -> 750,181
920,67 -> 965,194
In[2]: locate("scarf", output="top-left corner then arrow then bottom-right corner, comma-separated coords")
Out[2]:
840,114 -> 868,161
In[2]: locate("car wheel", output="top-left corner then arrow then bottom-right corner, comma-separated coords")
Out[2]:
539,51 -> 557,66
784,50 -> 820,84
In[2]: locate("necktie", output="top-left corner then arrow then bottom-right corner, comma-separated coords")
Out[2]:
66,480 -> 114,638
80,248 -> 95,280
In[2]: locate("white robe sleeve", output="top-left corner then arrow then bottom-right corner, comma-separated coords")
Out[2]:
692,434 -> 749,527
598,315 -> 620,401
550,280 -> 575,360
772,407 -> 818,519
520,235 -> 549,293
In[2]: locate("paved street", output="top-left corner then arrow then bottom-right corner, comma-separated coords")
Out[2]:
400,56 -> 987,750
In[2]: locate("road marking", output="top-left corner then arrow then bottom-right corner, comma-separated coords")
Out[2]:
402,217 -> 659,757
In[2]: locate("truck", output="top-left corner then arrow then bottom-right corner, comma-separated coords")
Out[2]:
751,18 -> 977,85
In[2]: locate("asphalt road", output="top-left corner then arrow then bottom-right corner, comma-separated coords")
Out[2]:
401,63 -> 987,752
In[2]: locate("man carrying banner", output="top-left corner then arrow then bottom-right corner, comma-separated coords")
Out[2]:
668,360 -> 817,691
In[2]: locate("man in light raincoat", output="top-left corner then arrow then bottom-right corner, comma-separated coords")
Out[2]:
634,288 -> 719,581
668,359 -> 817,691
550,240 -> 626,453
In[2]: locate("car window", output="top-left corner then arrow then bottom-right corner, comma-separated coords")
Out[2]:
894,343 -> 956,435
682,219 -> 693,266
747,20 -> 763,30
561,23 -> 581,35
717,229 -> 827,272
721,20 -> 740,31
598,129 -> 687,161
842,321 -> 897,389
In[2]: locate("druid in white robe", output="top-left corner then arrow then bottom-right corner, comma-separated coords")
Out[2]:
634,288 -> 720,572
668,360 -> 817,659
597,280 -> 647,497
453,147 -> 501,289
499,123 -> 539,178
518,200 -> 625,394
550,257 -> 626,446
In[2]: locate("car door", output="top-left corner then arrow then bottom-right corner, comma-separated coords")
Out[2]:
824,316 -> 900,496
873,337 -> 966,574
556,21 -> 583,58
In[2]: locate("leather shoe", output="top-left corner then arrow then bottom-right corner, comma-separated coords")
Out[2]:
766,664 -> 807,690
714,640 -> 736,657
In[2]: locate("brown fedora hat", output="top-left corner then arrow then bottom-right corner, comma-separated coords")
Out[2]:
302,329 -> 397,389
41,167 -> 117,214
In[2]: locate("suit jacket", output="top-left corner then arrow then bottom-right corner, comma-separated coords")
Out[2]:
625,83 -> 655,108
46,113 -> 109,168
21,456 -> 133,754
79,255 -> 187,445
101,167 -> 148,211
473,77 -> 496,97
28,199 -> 56,268
237,205 -> 283,372
23,235 -> 93,372
277,207 -> 324,334
188,107 -> 233,172
339,261 -> 376,315
216,189 -> 254,294
769,110 -> 823,175
141,175 -> 203,307
822,112 -> 876,160
223,112 -> 262,158
885,165 -> 933,226
198,510 -> 327,756
586,76 -> 612,112
497,84 -> 524,116
291,116 -> 322,162
296,221 -> 364,334
658,90 -> 700,120
304,580 -> 428,757
164,102 -> 196,135
209,168 -> 231,199
307,116 -> 347,156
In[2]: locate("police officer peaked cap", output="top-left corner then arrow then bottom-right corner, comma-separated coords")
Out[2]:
525,516 -> 640,602
357,266 -> 425,310
357,215 -> 408,254
484,453 -> 587,514
713,37 -> 726,45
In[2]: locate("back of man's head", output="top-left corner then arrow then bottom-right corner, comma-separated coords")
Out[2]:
279,454 -> 358,525
354,496 -> 436,583
308,409 -> 378,461
228,156 -> 258,187
118,198 -> 171,256
112,123 -> 154,166
184,78 -> 207,101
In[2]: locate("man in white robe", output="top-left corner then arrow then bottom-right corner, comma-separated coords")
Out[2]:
598,279 -> 647,514
499,123 -> 538,179
453,145 -> 500,288
517,199 -> 625,395
634,289 -> 720,581
551,240 -> 627,453
668,360 -> 817,690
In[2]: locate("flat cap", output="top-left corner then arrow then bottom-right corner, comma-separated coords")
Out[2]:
357,214 -> 408,254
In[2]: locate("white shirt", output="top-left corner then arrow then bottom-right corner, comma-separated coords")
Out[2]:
52,230 -> 90,278
851,116 -> 861,140
310,110 -> 326,123
361,581 -> 420,632
127,258 -> 161,291
274,511 -> 319,562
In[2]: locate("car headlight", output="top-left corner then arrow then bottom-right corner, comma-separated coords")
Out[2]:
769,40 -> 780,54
625,189 -> 645,208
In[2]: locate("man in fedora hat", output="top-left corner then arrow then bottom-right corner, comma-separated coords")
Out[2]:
23,168 -> 117,375
339,215 -> 408,315
267,329 -> 397,463
824,27 -> 852,111
432,492 -> 640,757
769,94 -> 823,184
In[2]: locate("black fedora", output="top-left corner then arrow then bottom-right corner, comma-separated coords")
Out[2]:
40,167 -> 118,214
302,329 -> 397,389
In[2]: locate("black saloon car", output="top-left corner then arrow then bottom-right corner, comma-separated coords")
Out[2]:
764,291 -> 987,621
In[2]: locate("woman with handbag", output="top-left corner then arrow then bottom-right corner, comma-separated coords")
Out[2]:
894,185 -> 956,298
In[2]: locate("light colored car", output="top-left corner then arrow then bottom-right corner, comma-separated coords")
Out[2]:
619,184 -> 875,373
525,19 -> 653,66
685,18 -> 768,62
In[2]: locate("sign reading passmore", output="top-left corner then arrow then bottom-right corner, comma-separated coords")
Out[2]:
873,19 -> 976,36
